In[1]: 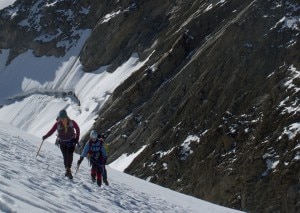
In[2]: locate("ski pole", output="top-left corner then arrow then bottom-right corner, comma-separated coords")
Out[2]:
36,140 -> 45,157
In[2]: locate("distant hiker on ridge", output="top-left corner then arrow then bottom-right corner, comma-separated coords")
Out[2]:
77,130 -> 107,187
42,109 -> 80,179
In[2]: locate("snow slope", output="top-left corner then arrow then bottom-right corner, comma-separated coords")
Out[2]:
0,0 -> 16,10
0,121 -> 243,213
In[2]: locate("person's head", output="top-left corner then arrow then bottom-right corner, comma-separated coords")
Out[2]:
58,109 -> 68,119
58,109 -> 68,125
90,130 -> 98,142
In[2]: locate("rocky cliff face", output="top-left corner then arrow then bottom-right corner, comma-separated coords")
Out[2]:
1,0 -> 299,212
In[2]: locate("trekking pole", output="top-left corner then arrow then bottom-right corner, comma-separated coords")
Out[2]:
36,140 -> 45,157
75,165 -> 80,176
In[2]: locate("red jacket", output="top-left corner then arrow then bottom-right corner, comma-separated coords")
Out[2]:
44,119 -> 80,142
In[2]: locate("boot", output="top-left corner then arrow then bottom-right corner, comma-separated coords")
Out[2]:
97,179 -> 102,187
103,179 -> 109,186
65,167 -> 73,179
65,168 -> 69,176
91,174 -> 96,182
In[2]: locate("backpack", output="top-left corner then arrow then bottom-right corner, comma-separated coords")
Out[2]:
88,138 -> 104,160
98,134 -> 109,154
57,119 -> 74,130
56,119 -> 75,142
104,142 -> 109,154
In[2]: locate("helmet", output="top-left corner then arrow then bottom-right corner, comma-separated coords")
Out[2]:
58,109 -> 68,119
90,130 -> 98,140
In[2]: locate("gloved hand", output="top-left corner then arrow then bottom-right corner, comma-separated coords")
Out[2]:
71,138 -> 78,144
87,152 -> 92,159
55,140 -> 60,148
77,157 -> 83,166
42,135 -> 47,140
76,143 -> 81,149
103,157 -> 107,165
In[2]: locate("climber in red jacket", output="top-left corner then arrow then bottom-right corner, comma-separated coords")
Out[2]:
42,109 -> 80,179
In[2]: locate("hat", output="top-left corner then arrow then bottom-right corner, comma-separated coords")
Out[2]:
58,109 -> 68,119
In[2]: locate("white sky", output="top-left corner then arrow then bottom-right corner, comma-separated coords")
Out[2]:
0,121 -> 243,213
0,0 -> 16,10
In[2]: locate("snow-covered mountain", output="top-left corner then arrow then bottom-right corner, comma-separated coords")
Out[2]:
0,36 -> 147,143
0,0 -> 299,212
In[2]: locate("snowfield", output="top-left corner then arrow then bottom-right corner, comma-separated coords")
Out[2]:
0,121 -> 243,213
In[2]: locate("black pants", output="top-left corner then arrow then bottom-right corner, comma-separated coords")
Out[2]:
90,158 -> 105,181
102,166 -> 107,181
60,145 -> 75,168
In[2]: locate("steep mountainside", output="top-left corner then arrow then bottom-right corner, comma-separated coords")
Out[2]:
0,0 -> 299,212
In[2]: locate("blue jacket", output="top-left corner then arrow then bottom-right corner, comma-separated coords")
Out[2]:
81,138 -> 107,160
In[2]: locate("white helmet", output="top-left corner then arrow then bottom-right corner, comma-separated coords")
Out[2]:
90,130 -> 98,140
